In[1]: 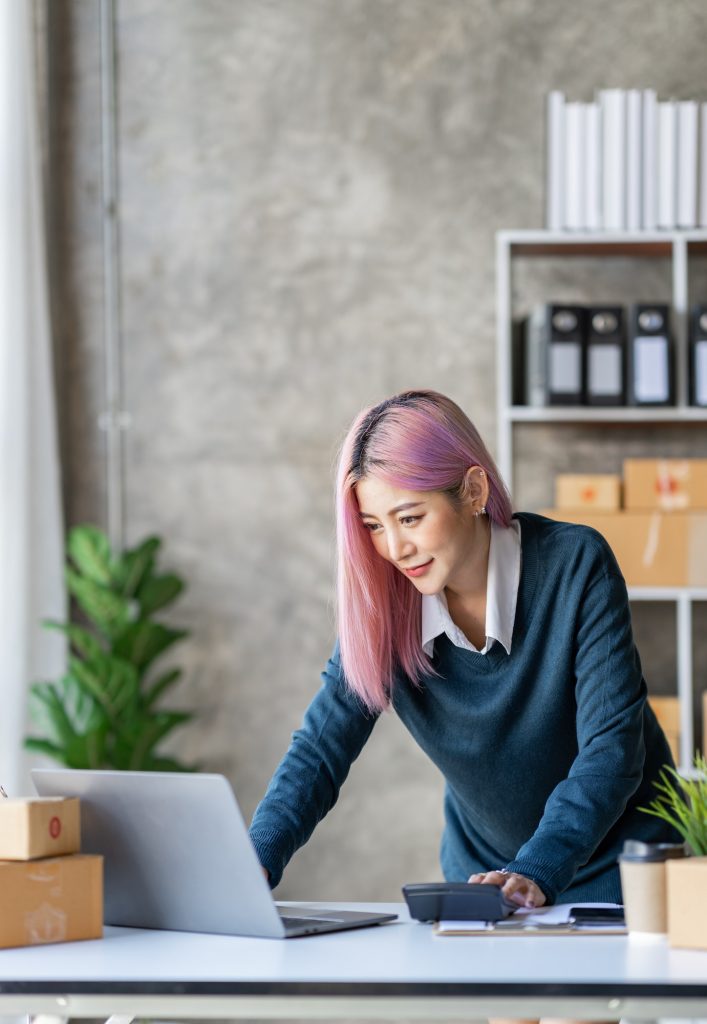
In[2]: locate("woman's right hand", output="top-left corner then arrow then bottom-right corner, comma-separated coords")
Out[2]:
262,866 -> 270,881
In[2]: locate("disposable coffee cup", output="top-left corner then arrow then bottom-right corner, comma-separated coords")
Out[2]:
619,840 -> 687,934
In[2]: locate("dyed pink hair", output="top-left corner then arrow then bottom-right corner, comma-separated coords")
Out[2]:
335,389 -> 513,713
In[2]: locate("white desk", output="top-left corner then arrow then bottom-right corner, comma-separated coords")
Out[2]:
1,903 -> 706,1021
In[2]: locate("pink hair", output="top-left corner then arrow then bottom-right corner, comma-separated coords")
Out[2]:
335,390 -> 513,713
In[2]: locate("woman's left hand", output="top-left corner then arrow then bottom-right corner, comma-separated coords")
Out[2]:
467,870 -> 546,909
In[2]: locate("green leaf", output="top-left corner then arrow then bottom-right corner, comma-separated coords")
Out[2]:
143,667 -> 182,708
118,711 -> 193,771
66,569 -> 131,637
43,620 -> 103,660
28,683 -> 77,748
24,737 -> 65,761
137,574 -> 184,616
112,537 -> 161,598
68,525 -> 113,585
69,655 -> 140,722
113,622 -> 187,674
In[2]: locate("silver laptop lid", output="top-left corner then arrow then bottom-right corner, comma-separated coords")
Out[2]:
32,769 -> 285,939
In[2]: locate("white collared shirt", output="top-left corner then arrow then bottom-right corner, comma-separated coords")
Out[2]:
421,519 -> 521,657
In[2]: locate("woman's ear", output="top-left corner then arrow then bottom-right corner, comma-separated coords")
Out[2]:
462,466 -> 490,514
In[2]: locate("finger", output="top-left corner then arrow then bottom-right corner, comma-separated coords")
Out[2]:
501,877 -> 538,908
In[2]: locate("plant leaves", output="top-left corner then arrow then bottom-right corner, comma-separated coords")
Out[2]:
66,569 -> 131,638
113,621 -> 187,674
68,525 -> 113,586
43,620 -> 103,660
69,655 -> 140,722
112,537 -> 161,598
28,683 -> 78,748
137,573 -> 184,617
143,667 -> 183,708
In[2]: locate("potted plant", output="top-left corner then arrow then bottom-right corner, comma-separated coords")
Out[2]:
26,525 -> 197,771
639,753 -> 707,949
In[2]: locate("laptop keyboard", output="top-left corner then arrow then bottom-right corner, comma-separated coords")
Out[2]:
280,915 -> 340,929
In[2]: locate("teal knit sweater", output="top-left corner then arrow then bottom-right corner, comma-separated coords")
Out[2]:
249,513 -> 678,904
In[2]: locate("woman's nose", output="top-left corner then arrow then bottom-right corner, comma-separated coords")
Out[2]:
387,530 -> 414,562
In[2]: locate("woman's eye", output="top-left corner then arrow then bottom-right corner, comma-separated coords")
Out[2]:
363,522 -> 381,531
400,515 -> 421,526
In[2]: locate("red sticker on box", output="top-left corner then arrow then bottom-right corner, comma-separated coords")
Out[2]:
49,816 -> 61,839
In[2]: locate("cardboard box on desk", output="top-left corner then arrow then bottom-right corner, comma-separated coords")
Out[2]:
624,459 -> 707,511
667,857 -> 707,950
555,474 -> 622,511
0,797 -> 80,860
540,509 -> 707,587
0,854 -> 102,949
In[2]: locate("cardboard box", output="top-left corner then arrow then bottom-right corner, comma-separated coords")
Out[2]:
0,797 -> 80,860
649,696 -> 680,765
667,857 -> 707,950
624,459 -> 707,511
540,510 -> 707,587
0,854 -> 102,949
555,474 -> 622,511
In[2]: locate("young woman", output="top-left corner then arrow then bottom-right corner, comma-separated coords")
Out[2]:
249,389 -> 677,910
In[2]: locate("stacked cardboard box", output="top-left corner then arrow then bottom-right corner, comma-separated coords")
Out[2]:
544,460 -> 707,587
544,460 -> 707,768
0,797 -> 102,949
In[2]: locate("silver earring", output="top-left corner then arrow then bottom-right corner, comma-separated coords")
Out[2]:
475,505 -> 487,518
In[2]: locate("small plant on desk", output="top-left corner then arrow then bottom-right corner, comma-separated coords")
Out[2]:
638,753 -> 707,855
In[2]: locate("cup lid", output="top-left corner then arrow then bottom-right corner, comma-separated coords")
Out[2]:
619,839 -> 688,863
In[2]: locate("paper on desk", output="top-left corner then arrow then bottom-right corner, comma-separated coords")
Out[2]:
436,902 -> 624,935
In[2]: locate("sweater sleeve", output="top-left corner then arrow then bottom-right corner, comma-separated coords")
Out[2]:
248,642 -> 379,888
504,547 -> 646,903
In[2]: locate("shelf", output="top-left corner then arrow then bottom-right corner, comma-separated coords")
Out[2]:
498,228 -> 707,257
627,588 -> 707,602
506,406 -> 707,423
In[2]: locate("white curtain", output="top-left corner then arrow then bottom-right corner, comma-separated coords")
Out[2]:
0,0 -> 65,798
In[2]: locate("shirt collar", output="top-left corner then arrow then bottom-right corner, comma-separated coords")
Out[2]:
421,519 -> 520,657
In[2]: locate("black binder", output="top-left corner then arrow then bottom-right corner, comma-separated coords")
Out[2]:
586,306 -> 625,406
690,304 -> 707,407
524,304 -> 585,406
627,304 -> 673,406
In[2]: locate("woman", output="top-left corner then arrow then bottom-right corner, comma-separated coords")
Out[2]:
249,389 -> 677,910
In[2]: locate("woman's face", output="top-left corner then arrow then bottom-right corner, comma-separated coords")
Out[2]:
354,475 -> 487,597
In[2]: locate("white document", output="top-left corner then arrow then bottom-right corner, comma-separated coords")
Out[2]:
626,89 -> 642,231
585,103 -> 601,231
588,345 -> 622,397
564,102 -> 585,230
642,89 -> 657,230
634,336 -> 669,403
546,91 -> 565,231
436,902 -> 624,935
657,101 -> 676,229
550,341 -> 582,395
677,100 -> 698,228
600,89 -> 626,230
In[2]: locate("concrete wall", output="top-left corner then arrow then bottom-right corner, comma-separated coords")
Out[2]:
49,0 -> 707,901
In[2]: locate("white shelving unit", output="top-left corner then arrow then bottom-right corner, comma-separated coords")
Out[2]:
495,229 -> 707,774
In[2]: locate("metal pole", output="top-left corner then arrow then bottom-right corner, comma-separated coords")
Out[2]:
99,0 -> 127,552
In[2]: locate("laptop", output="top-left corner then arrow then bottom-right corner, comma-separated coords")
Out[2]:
32,769 -> 397,939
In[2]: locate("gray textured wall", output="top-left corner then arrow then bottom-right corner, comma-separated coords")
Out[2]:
49,0 -> 707,902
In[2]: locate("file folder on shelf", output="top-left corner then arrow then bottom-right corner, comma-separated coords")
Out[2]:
586,306 -> 625,406
690,304 -> 707,407
524,304 -> 585,407
627,304 -> 673,406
